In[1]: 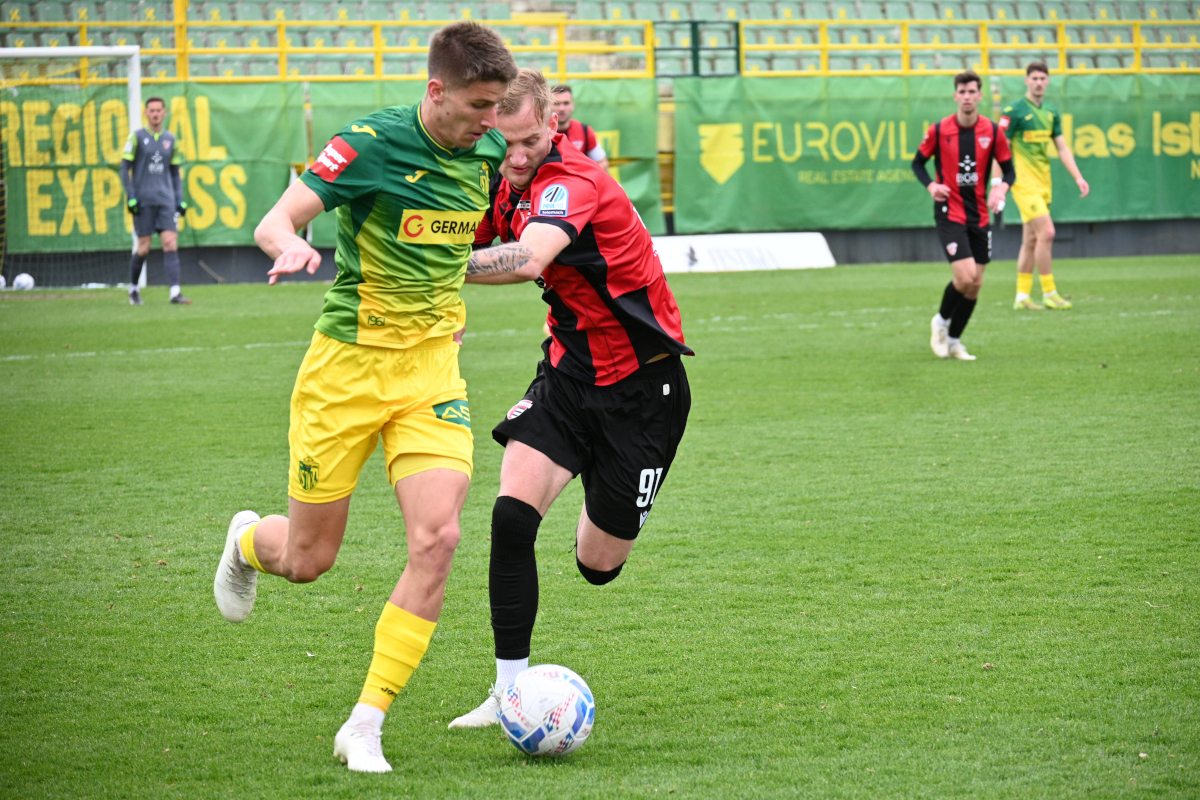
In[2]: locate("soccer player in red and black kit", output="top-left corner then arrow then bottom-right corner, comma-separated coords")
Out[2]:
551,83 -> 609,171
913,70 -> 1016,361
447,69 -> 692,729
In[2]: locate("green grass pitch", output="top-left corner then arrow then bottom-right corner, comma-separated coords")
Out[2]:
1,255 -> 1197,799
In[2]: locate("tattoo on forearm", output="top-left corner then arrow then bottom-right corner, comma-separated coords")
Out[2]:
466,243 -> 534,276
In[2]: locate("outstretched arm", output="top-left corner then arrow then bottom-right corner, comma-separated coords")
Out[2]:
465,222 -> 572,285
254,180 -> 326,285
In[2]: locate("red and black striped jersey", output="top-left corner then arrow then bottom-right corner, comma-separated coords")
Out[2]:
561,118 -> 601,158
475,132 -> 692,386
917,114 -> 1012,228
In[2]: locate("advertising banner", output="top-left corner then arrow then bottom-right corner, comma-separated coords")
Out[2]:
1,78 -> 664,254
673,74 -> 1200,234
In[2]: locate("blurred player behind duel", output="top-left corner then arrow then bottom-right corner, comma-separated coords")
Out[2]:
913,70 -> 1015,361
550,84 -> 609,171
998,62 -> 1089,310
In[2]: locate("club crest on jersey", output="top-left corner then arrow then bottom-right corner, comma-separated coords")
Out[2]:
946,242 -> 958,256
538,184 -> 569,217
312,136 -> 358,181
298,458 -> 320,491
507,399 -> 533,420
979,137 -> 991,148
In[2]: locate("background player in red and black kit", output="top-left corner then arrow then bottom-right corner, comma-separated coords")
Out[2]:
551,83 -> 609,171
448,69 -> 692,729
913,70 -> 1016,361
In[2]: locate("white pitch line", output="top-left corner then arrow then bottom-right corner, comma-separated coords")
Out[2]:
0,340 -> 311,362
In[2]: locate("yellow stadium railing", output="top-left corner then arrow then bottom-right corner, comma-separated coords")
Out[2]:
739,19 -> 1200,76
1,1 -> 655,84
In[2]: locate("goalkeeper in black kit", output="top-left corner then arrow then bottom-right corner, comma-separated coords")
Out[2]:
121,96 -> 190,305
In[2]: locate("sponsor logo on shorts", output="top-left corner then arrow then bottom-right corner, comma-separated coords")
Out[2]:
312,136 -> 358,181
397,210 -> 484,244
507,399 -> 533,420
538,184 -> 569,217
946,242 -> 958,256
298,458 -> 320,491
433,399 -> 471,428
639,510 -> 649,529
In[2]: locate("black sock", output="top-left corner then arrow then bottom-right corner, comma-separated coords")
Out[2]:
939,281 -> 964,320
489,496 -> 543,660
948,297 -> 977,339
129,252 -> 144,288
163,250 -> 181,288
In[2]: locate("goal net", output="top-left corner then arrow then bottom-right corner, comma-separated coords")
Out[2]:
0,47 -> 142,287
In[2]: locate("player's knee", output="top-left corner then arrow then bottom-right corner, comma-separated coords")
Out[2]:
1041,222 -> 1056,241
411,521 -> 461,564
576,555 -> 625,586
491,496 -> 542,555
135,243 -> 151,257
285,555 -> 333,584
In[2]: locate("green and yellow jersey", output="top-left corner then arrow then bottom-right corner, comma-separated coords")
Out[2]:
999,96 -> 1063,192
299,104 -> 505,349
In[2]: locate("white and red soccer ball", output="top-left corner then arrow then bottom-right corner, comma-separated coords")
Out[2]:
499,664 -> 595,757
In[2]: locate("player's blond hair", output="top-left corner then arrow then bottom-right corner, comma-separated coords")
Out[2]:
498,68 -> 553,124
428,21 -> 517,88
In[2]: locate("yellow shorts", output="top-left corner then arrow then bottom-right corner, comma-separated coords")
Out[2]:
1011,179 -> 1052,224
288,331 -> 472,503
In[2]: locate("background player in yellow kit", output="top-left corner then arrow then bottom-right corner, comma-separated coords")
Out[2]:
998,62 -> 1090,310
211,22 -> 515,773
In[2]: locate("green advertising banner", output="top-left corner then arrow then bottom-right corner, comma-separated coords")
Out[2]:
1,78 -> 664,254
673,74 -> 1200,234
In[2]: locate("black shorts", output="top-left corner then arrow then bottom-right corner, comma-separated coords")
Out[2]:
936,218 -> 991,264
492,351 -> 691,540
133,204 -> 177,237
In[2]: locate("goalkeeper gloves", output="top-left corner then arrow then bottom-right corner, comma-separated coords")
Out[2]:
176,200 -> 189,215
127,197 -> 139,214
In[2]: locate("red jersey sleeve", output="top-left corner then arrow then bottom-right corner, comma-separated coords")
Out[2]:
474,204 -> 498,246
528,167 -> 598,243
993,124 -> 1012,161
917,122 -> 939,158
584,124 -> 598,153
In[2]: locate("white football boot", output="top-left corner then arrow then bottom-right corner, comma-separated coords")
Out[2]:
334,719 -> 392,773
930,314 -> 950,359
948,340 -> 977,361
447,682 -> 504,729
214,510 -> 260,623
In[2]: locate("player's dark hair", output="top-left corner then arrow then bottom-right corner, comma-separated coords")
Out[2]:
550,84 -> 572,96
954,70 -> 982,90
144,96 -> 165,108
499,68 -> 552,124
428,21 -> 517,89
1026,61 -> 1050,75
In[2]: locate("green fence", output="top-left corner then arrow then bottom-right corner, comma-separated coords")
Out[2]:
0,77 -> 663,254
673,73 -> 1200,233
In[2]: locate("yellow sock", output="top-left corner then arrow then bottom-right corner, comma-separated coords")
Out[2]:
359,602 -> 437,712
239,522 -> 266,573
1039,273 -> 1057,295
1016,273 -> 1033,296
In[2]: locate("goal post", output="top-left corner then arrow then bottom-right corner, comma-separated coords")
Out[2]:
0,46 -> 146,287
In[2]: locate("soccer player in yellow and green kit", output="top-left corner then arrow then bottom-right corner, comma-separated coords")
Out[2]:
211,22 -> 516,773
997,61 -> 1089,310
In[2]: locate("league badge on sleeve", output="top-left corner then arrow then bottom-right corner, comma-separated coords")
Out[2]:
538,184 -> 569,217
312,136 -> 359,181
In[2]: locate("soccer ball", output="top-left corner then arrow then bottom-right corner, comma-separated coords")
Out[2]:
499,664 -> 595,757
13,273 -> 35,290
